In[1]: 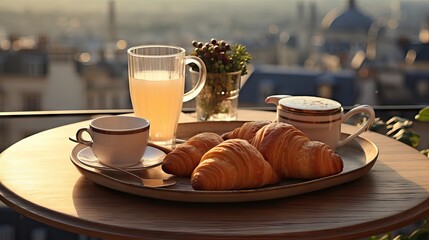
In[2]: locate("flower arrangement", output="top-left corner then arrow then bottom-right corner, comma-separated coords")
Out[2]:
189,38 -> 251,121
190,38 -> 251,75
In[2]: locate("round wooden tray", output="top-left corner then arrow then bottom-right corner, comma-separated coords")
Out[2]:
70,121 -> 379,202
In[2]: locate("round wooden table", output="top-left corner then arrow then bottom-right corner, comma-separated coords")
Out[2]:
1,110 -> 429,240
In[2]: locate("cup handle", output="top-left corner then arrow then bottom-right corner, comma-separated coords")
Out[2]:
76,128 -> 93,147
183,56 -> 207,102
337,105 -> 375,148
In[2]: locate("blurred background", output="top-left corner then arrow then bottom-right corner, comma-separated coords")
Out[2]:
1,0 -> 429,149
1,0 -> 429,239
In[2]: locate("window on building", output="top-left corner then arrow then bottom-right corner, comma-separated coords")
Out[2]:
21,92 -> 41,111
21,62 -> 42,77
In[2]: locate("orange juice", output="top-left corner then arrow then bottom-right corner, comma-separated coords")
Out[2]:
129,70 -> 185,145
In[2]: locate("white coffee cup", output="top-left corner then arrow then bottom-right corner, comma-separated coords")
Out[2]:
76,116 -> 150,167
266,95 -> 375,151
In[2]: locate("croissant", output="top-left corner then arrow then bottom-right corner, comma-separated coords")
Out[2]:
251,122 -> 343,179
221,120 -> 271,141
191,139 -> 280,190
162,132 -> 223,177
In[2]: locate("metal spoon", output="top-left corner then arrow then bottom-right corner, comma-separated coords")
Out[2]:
97,161 -> 176,188
68,136 -> 176,188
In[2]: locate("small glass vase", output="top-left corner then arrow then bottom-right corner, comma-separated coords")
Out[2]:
191,70 -> 241,121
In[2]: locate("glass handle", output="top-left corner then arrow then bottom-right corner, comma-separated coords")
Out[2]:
183,56 -> 206,102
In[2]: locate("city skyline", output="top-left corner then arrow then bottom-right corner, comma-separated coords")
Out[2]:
1,0 -> 429,49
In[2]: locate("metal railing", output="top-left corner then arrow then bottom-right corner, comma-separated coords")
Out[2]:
0,105 -> 426,119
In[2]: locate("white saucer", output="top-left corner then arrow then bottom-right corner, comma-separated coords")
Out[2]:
76,146 -> 166,171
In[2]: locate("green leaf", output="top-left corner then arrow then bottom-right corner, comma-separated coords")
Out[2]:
392,129 -> 421,148
408,228 -> 429,240
386,116 -> 413,127
369,118 -> 387,133
415,106 -> 429,122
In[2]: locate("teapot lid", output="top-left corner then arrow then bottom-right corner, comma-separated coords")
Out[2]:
278,96 -> 342,115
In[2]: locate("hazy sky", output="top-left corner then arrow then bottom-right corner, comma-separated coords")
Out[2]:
1,0 -> 424,20
0,0 -> 388,14
1,0 -> 427,42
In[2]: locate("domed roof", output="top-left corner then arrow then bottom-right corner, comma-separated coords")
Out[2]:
321,0 -> 373,33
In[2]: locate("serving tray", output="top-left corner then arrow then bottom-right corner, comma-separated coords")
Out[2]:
70,121 -> 379,202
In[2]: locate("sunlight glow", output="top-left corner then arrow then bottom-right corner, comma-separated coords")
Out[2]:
387,19 -> 398,30
351,50 -> 366,69
79,52 -> 91,63
11,37 -> 36,50
419,29 -> 429,44
405,49 -> 416,64
0,40 -> 11,50
268,25 -> 279,35
116,40 -> 127,50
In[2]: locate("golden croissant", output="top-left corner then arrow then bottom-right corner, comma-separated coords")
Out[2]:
221,120 -> 271,142
251,122 -> 343,179
162,132 -> 223,177
191,139 -> 280,190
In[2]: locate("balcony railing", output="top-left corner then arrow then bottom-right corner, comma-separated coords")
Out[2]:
0,105 -> 427,118
1,105 -> 427,152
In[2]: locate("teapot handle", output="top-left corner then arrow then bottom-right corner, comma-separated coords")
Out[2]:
265,95 -> 292,105
337,105 -> 375,148
265,95 -> 292,122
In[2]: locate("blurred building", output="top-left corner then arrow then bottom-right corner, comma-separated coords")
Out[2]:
0,34 -> 86,150
240,64 -> 357,106
74,43 -> 131,110
307,0 -> 373,70
241,0 -> 429,107
241,0 -> 366,106
73,0 -> 131,111
0,35 -> 50,110
0,0 -> 131,119
401,19 -> 429,105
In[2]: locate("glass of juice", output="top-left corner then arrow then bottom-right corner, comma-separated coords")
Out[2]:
127,45 -> 206,148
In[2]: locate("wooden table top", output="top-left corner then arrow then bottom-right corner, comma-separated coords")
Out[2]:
1,110 -> 429,240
